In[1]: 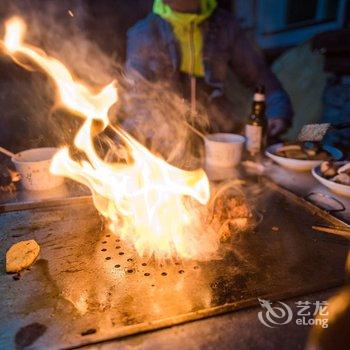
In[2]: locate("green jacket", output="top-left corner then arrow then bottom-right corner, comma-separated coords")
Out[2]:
153,0 -> 217,77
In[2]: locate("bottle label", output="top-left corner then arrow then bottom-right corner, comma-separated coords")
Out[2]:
245,124 -> 262,155
254,93 -> 265,102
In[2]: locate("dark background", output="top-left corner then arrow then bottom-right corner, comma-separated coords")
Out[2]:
0,0 -> 349,153
0,0 -> 234,153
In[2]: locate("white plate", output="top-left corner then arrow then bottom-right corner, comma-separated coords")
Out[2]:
312,163 -> 350,197
265,143 -> 324,172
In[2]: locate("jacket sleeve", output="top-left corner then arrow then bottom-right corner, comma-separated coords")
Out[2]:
125,19 -> 162,82
228,21 -> 294,121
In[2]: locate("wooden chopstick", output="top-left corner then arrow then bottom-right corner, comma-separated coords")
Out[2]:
0,146 -> 15,158
312,225 -> 350,238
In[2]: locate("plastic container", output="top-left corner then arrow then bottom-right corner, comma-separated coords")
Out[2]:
12,147 -> 64,191
204,133 -> 245,168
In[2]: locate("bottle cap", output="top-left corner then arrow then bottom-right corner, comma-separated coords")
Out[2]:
255,85 -> 266,94
254,85 -> 266,102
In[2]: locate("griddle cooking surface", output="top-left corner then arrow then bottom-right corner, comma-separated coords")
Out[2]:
0,182 -> 349,349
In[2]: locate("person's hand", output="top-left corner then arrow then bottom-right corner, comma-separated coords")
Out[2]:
268,118 -> 290,138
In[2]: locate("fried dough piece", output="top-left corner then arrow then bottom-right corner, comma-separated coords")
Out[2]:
6,240 -> 40,273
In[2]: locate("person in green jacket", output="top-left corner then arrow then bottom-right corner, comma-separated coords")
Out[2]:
126,0 -> 293,136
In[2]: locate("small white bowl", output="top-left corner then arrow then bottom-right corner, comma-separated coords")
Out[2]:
266,143 -> 327,172
12,147 -> 64,191
312,164 -> 350,197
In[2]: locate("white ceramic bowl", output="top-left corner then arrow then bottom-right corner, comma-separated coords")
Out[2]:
265,143 -> 340,172
312,163 -> 350,197
205,133 -> 245,168
12,147 -> 64,191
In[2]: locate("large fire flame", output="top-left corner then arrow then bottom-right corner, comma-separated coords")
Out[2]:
2,17 -> 220,261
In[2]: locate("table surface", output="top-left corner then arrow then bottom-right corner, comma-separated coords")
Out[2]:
267,162 -> 350,223
0,180 -> 90,211
0,163 -> 349,350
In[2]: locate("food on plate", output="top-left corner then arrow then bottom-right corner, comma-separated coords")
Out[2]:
332,173 -> 350,186
338,163 -> 350,174
274,141 -> 330,160
320,161 -> 350,186
6,240 -> 40,273
320,161 -> 338,178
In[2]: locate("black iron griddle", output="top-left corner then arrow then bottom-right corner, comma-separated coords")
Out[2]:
0,181 -> 349,349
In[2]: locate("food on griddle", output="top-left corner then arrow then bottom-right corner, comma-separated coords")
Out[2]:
211,194 -> 252,241
320,161 -> 350,186
275,141 -> 330,160
6,240 -> 40,273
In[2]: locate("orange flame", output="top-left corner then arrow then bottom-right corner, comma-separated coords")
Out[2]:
2,17 -> 220,261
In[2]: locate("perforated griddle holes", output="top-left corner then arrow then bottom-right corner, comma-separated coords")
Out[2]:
99,233 -> 202,280
100,233 -> 154,277
81,328 -> 96,336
